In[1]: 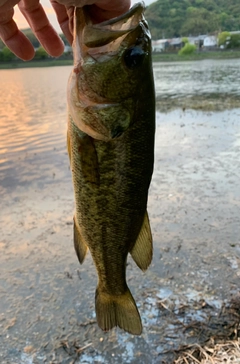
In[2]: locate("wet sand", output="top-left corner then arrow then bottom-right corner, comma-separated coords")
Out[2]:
1,107 -> 240,363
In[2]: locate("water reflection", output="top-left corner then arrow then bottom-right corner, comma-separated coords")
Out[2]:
0,67 -> 72,193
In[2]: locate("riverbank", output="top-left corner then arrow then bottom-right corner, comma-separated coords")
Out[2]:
0,50 -> 240,69
152,50 -> 240,62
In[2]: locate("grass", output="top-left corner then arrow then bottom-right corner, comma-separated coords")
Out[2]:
173,339 -> 240,364
152,50 -> 240,62
168,293 -> 240,363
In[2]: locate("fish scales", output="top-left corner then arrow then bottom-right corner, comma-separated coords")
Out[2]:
67,2 -> 155,335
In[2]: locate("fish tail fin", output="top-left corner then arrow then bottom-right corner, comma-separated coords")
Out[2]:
95,286 -> 142,335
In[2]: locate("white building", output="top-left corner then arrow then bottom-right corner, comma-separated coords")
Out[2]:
152,39 -> 169,52
64,45 -> 72,53
203,35 -> 217,48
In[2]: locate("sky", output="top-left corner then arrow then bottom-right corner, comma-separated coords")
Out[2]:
14,0 -> 156,33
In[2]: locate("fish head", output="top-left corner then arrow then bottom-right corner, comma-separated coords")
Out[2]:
68,2 -> 154,141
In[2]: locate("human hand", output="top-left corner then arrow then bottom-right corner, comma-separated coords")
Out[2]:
0,0 -> 130,61
50,0 -> 131,45
0,0 -> 65,60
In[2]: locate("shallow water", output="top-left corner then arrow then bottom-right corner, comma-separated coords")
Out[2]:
0,63 -> 240,363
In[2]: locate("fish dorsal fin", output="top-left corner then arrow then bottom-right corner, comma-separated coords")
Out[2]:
83,27 -> 132,48
74,217 -> 88,264
81,3 -> 144,48
130,211 -> 152,271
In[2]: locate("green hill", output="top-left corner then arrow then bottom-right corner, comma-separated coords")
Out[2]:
145,0 -> 240,39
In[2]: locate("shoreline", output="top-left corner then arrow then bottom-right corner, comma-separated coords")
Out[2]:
152,50 -> 240,62
0,50 -> 240,69
0,59 -> 73,69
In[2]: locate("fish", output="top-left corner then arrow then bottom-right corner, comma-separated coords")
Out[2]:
67,2 -> 155,335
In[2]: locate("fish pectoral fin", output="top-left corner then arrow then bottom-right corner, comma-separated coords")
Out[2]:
73,217 -> 88,264
95,286 -> 142,335
85,104 -> 131,140
130,211 -> 153,271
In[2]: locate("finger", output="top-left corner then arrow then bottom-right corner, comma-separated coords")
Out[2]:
0,8 -> 35,60
18,0 -> 64,57
52,1 -> 95,6
50,1 -> 73,44
0,1 -> 19,10
95,0 -> 131,13
91,0 -> 131,22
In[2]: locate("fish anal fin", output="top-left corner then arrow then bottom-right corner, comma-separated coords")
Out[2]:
95,286 -> 142,335
73,217 -> 88,264
130,211 -> 153,271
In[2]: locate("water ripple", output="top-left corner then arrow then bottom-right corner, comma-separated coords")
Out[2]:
153,58 -> 240,98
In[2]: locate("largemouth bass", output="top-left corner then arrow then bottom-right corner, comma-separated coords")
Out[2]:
67,2 -> 155,335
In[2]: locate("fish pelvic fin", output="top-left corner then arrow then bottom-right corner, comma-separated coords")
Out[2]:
95,286 -> 142,335
130,211 -> 153,271
73,216 -> 88,264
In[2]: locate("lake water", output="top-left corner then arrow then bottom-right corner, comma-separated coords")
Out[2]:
154,58 -> 240,98
0,60 -> 240,363
0,59 -> 239,195
0,67 -> 69,194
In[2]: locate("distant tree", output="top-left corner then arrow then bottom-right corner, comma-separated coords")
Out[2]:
21,29 -> 40,48
59,33 -> 69,45
0,39 -> 4,50
201,0 -> 217,11
145,0 -> 240,39
24,31 -> 39,47
34,47 -> 48,60
180,7 -> 218,35
219,12 -> 229,30
1,47 -> 15,61
182,37 -> 189,44
226,34 -> 240,48
178,43 -> 196,55
218,31 -> 231,47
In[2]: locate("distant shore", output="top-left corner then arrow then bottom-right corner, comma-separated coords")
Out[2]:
0,50 -> 240,69
152,50 -> 240,62
0,59 -> 73,69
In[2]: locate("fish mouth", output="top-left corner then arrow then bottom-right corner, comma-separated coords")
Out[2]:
73,2 -> 147,61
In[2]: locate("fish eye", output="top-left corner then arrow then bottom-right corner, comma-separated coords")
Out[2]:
124,46 -> 145,69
